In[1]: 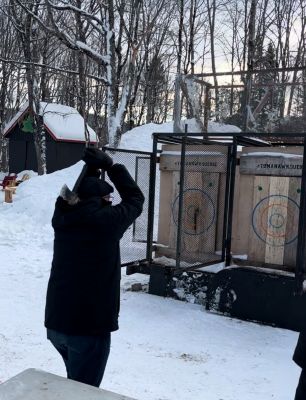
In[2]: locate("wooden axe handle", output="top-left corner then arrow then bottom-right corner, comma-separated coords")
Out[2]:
72,165 -> 89,193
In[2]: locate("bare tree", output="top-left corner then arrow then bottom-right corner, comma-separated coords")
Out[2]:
8,0 -> 48,174
0,0 -> 305,158
173,0 -> 184,132
206,0 -> 220,118
0,4 -> 22,171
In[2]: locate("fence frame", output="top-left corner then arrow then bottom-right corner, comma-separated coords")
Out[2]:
105,132 -> 306,294
103,145 -> 154,267
150,131 -> 306,292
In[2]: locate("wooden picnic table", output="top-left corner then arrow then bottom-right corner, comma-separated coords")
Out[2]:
0,368 -> 137,400
2,173 -> 30,203
0,174 -> 17,190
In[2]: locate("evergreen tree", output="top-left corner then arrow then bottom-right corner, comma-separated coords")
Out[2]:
145,55 -> 167,124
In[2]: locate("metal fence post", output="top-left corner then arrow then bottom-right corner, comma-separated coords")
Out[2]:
295,137 -> 306,294
146,135 -> 158,262
222,145 -> 232,262
225,137 -> 237,266
176,125 -> 187,269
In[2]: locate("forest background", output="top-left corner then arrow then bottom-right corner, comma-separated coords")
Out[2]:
0,0 -> 305,173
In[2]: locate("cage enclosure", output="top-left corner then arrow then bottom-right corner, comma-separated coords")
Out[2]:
156,144 -> 228,266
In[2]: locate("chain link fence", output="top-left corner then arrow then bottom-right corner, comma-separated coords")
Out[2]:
104,147 -> 152,266
152,132 -> 306,282
175,144 -> 228,267
104,133 -> 306,291
154,135 -> 230,270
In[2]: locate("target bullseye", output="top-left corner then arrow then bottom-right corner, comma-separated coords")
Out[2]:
269,213 -> 285,229
172,189 -> 216,236
252,195 -> 299,246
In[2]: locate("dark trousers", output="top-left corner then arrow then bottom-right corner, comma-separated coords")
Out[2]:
47,328 -> 111,387
295,369 -> 306,400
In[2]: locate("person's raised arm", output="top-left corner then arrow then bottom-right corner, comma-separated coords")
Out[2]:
82,148 -> 144,235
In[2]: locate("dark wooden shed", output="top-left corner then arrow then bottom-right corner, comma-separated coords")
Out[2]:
4,102 -> 97,173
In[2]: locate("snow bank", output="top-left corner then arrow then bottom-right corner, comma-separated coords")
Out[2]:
119,119 -> 240,152
119,121 -> 174,152
0,162 -> 84,227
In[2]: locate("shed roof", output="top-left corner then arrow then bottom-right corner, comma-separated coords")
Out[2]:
4,102 -> 98,143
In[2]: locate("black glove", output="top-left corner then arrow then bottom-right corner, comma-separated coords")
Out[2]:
82,148 -> 113,171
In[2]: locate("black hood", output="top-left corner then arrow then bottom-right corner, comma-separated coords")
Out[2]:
52,196 -> 109,230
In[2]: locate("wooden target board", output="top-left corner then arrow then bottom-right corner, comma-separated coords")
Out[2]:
236,148 -> 302,268
249,176 -> 300,266
170,172 -> 219,256
157,145 -> 228,263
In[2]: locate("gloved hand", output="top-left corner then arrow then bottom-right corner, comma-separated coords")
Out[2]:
82,148 -> 113,171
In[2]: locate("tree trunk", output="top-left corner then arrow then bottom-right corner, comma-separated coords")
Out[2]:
243,0 -> 257,131
173,0 -> 184,133
207,0 -> 219,120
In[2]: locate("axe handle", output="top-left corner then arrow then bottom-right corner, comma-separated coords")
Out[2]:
72,165 -> 106,194
73,147 -> 110,193
72,165 -> 89,193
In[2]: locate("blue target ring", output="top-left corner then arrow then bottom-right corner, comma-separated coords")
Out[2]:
172,188 -> 216,236
269,213 -> 284,229
252,194 -> 299,246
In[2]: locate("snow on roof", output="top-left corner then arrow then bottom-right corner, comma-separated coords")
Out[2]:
3,103 -> 29,136
241,152 -> 302,158
40,103 -> 97,142
4,102 -> 97,143
161,151 -> 224,156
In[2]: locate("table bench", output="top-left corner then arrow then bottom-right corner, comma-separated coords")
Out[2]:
0,369 -> 137,400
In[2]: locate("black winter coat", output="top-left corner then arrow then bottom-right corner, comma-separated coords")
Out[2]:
45,164 -> 144,335
294,332 -> 306,369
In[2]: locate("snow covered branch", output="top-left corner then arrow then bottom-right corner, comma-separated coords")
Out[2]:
47,0 -> 108,35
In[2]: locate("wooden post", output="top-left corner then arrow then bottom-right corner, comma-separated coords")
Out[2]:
173,74 -> 182,133
204,84 -> 212,137
4,187 -> 15,203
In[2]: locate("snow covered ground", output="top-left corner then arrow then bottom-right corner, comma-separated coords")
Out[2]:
0,121 -> 301,399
